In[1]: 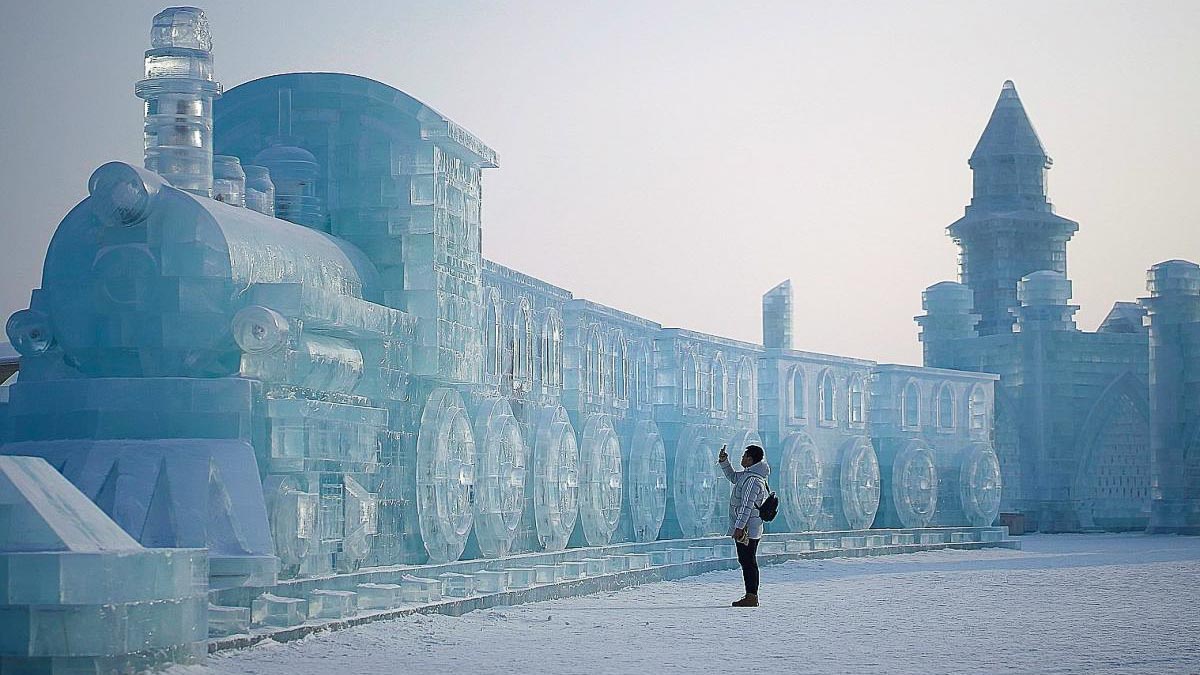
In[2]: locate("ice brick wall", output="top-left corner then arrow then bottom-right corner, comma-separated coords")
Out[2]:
655,329 -> 761,539
0,456 -> 207,672
758,349 -> 878,531
870,365 -> 1001,528
562,299 -> 663,546
214,73 -> 497,386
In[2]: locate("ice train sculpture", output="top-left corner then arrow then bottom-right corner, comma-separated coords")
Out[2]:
0,5 -> 1003,604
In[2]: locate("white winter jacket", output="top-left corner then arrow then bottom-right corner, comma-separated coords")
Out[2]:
721,458 -> 771,540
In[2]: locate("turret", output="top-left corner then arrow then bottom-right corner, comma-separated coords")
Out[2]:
1142,259 -> 1200,533
948,81 -> 1079,336
1014,271 -> 1078,332
762,280 -> 792,349
915,281 -> 979,368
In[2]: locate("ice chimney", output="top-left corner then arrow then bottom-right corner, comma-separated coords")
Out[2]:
762,280 -> 793,349
135,6 -> 222,197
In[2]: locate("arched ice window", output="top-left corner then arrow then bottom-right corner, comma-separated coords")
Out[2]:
712,355 -> 727,412
736,357 -> 754,415
513,300 -> 534,387
682,352 -> 698,407
969,385 -> 988,431
638,342 -> 653,405
586,327 -> 605,395
902,380 -> 921,429
848,373 -> 865,424
936,383 -> 955,429
611,330 -> 628,401
790,367 -> 806,419
818,370 -> 836,422
485,292 -> 502,377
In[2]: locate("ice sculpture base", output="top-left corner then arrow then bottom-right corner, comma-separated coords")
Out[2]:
208,526 -> 1018,652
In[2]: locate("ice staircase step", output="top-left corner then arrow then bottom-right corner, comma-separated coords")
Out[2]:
439,573 -> 476,598
865,535 -> 888,547
400,575 -> 442,603
980,529 -> 1005,543
559,561 -> 589,579
308,589 -> 357,619
892,533 -> 916,545
252,593 -> 307,628
533,565 -> 559,584
604,556 -> 628,573
624,553 -> 651,570
208,605 -> 250,638
507,568 -> 536,589
920,533 -> 945,545
760,541 -> 787,554
473,570 -> 508,593
356,583 -> 403,610
666,548 -> 690,564
813,538 -> 840,550
841,536 -> 867,549
785,540 -> 811,553
950,532 -> 974,543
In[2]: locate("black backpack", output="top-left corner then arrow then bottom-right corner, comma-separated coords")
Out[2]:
755,478 -> 779,522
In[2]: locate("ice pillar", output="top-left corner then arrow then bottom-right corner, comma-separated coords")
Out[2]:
1143,260 -> 1200,533
135,7 -> 222,197
916,281 -> 979,369
762,280 -> 793,349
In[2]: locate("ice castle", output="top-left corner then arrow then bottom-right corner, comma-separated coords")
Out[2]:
917,81 -> 1200,534
15,5 -> 1198,670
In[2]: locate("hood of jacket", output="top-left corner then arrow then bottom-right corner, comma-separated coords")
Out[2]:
745,460 -> 771,482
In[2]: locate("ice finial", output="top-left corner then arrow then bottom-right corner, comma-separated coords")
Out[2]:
970,80 -> 1047,163
135,6 -> 222,197
966,79 -> 1052,212
150,6 -> 212,51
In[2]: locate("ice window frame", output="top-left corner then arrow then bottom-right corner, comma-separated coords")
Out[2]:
936,383 -> 955,431
789,366 -> 807,422
817,369 -> 836,425
682,351 -> 699,409
735,357 -> 755,416
969,384 -> 988,432
902,380 -> 922,430
712,353 -> 727,412
848,373 -> 866,426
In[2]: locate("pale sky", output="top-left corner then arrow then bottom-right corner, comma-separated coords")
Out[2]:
1,1 -> 1197,365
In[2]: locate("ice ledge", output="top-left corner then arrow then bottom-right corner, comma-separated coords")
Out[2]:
210,526 -> 1018,652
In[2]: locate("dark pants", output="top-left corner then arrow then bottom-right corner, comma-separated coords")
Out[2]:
736,538 -> 760,595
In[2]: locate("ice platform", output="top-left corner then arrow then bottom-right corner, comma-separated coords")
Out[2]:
209,526 -> 1017,651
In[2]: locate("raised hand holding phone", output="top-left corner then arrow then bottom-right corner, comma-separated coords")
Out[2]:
717,445 -> 728,463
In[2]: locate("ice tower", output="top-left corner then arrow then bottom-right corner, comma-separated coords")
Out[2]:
762,280 -> 793,350
921,82 -> 1153,532
1143,261 -> 1200,533
949,81 -> 1078,337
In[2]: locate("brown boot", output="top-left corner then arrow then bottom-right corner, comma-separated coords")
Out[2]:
731,594 -> 759,607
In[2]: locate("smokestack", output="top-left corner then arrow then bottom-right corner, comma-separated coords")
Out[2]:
135,6 -> 222,197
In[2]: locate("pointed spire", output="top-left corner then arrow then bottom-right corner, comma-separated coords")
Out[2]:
970,81 -> 1050,165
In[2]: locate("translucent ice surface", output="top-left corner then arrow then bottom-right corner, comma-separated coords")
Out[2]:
574,414 -> 623,546
0,456 -> 207,670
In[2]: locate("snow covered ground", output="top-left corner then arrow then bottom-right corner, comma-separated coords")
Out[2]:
179,534 -> 1200,674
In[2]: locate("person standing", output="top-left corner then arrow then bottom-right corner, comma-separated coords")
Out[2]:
718,444 -> 770,607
